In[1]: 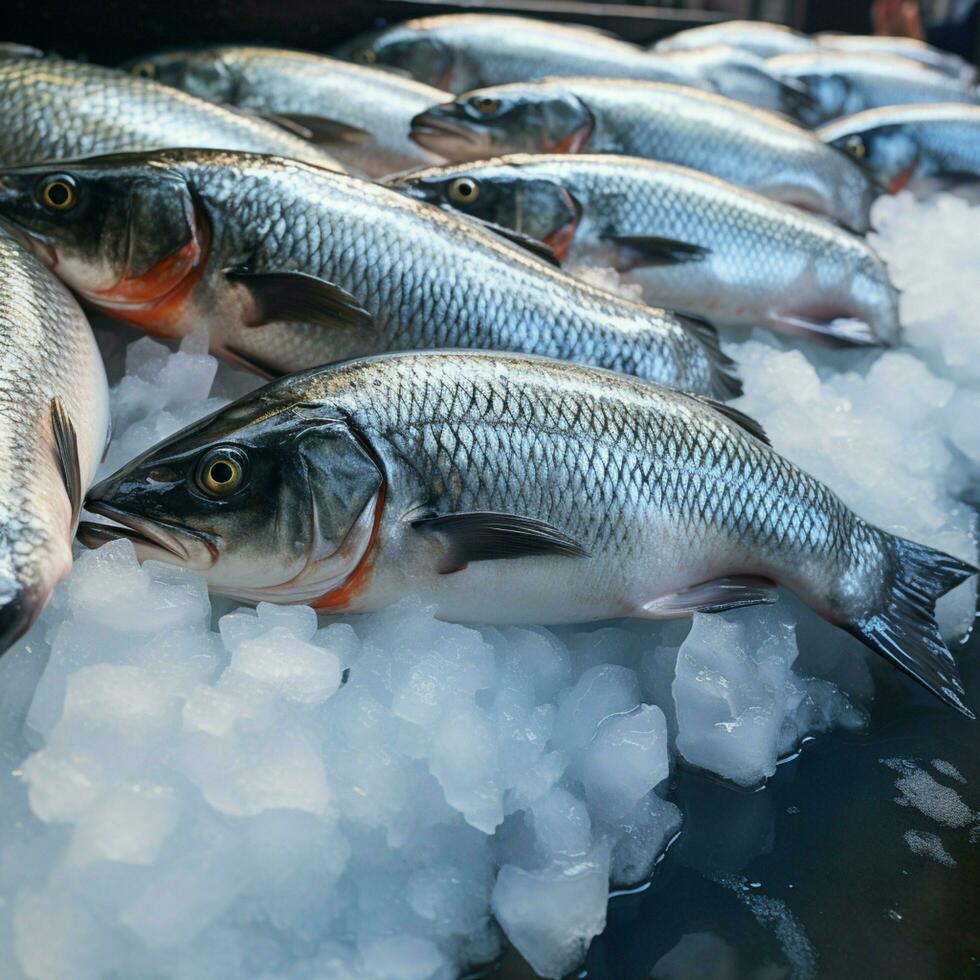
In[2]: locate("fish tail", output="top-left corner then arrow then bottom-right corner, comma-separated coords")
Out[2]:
845,533 -> 977,718
681,313 -> 743,400
0,581 -> 38,656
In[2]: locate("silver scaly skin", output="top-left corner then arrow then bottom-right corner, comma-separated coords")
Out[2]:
0,149 -> 737,397
123,46 -> 448,178
815,34 -> 977,85
411,78 -> 877,232
333,14 -> 808,117
390,154 -> 900,345
0,229 -> 109,652
765,52 -> 979,126
0,56 -> 342,170
653,20 -> 817,59
81,351 -> 977,716
818,103 -> 980,190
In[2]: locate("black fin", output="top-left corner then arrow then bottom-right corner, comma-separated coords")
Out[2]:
412,511 -> 589,573
681,313 -> 743,401
262,111 -> 371,145
468,216 -> 561,267
226,268 -> 372,330
604,234 -> 710,269
847,535 -> 978,718
50,397 -> 82,524
689,395 -> 770,446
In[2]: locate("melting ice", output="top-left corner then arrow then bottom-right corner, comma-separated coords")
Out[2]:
0,191 -> 976,979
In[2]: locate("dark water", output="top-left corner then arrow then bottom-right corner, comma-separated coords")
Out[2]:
499,628 -> 980,980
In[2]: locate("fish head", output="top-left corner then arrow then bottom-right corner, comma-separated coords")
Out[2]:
341,24 -> 454,88
391,161 -> 582,260
0,154 -> 209,331
410,87 -> 593,162
80,386 -> 385,605
825,124 -> 919,193
123,49 -> 238,102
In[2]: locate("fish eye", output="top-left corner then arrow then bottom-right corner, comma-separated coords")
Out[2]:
195,447 -> 248,498
131,61 -> 156,79
844,134 -> 866,159
470,96 -> 502,115
447,177 -> 480,206
38,175 -> 77,211
354,48 -> 377,65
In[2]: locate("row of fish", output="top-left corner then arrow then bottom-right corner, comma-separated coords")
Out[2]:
0,16 -> 976,719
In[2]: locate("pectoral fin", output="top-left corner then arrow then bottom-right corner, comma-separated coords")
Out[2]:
604,235 -> 710,270
226,268 -> 372,330
264,112 -> 371,144
639,576 -> 778,618
50,397 -> 82,524
765,312 -> 881,347
412,511 -> 588,574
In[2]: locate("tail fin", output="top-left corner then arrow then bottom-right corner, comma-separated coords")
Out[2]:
846,536 -> 978,718
681,313 -> 743,401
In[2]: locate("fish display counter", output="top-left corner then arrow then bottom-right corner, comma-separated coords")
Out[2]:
0,6 -> 976,980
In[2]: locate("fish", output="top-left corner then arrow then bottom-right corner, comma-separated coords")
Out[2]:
818,103 -> 980,191
764,52 -> 978,126
410,78 -> 878,232
815,33 -> 976,85
78,349 -> 978,717
333,14 -> 811,117
0,148 -> 738,398
652,20 -> 817,59
390,154 -> 900,346
0,56 -> 343,170
121,45 -> 448,178
0,228 -> 109,653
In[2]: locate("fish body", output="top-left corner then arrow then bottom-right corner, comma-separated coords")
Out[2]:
334,13 -> 806,116
391,154 -> 899,345
80,350 -> 977,716
653,20 -> 817,59
0,56 -> 341,169
0,149 -> 736,397
411,78 -> 877,232
123,46 -> 447,178
765,52 -> 978,125
815,33 -> 976,85
818,103 -> 980,189
0,229 -> 109,652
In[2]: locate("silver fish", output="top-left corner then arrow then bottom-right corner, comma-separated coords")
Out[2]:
122,46 -> 448,178
80,350 -> 978,716
0,149 -> 738,398
818,103 -> 980,190
411,78 -> 878,232
815,33 -> 976,85
653,20 -> 817,59
334,14 -> 809,117
765,51 -> 978,125
390,154 -> 900,345
0,228 -> 109,652
0,56 -> 342,169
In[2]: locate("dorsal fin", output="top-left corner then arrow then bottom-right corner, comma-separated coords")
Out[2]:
690,394 -> 770,446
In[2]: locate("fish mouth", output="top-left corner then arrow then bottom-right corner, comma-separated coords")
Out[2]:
410,110 -> 484,150
78,501 -> 218,570
0,216 -> 58,268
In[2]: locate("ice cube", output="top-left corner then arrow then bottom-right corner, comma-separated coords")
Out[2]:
230,626 -> 342,705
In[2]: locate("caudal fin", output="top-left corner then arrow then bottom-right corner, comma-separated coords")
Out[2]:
846,536 -> 978,718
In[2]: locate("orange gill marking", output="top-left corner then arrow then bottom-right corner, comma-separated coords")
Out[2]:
89,204 -> 210,338
552,120 -> 592,154
887,160 -> 919,195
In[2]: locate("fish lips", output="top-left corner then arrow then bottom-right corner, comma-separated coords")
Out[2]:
79,499 -> 218,571
410,106 -> 488,154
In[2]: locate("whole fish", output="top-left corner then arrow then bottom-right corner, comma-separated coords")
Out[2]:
818,103 -> 980,191
78,350 -> 978,717
0,229 -> 109,652
122,46 -> 448,178
765,52 -> 978,126
390,154 -> 899,345
653,20 -> 817,59
411,78 -> 878,232
0,56 -> 342,169
0,149 -> 737,398
334,14 -> 810,117
815,33 -> 976,85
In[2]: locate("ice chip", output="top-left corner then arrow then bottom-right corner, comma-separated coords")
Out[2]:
231,626 -> 342,704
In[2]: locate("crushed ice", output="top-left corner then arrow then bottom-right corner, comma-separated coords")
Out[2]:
0,191 -> 976,978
